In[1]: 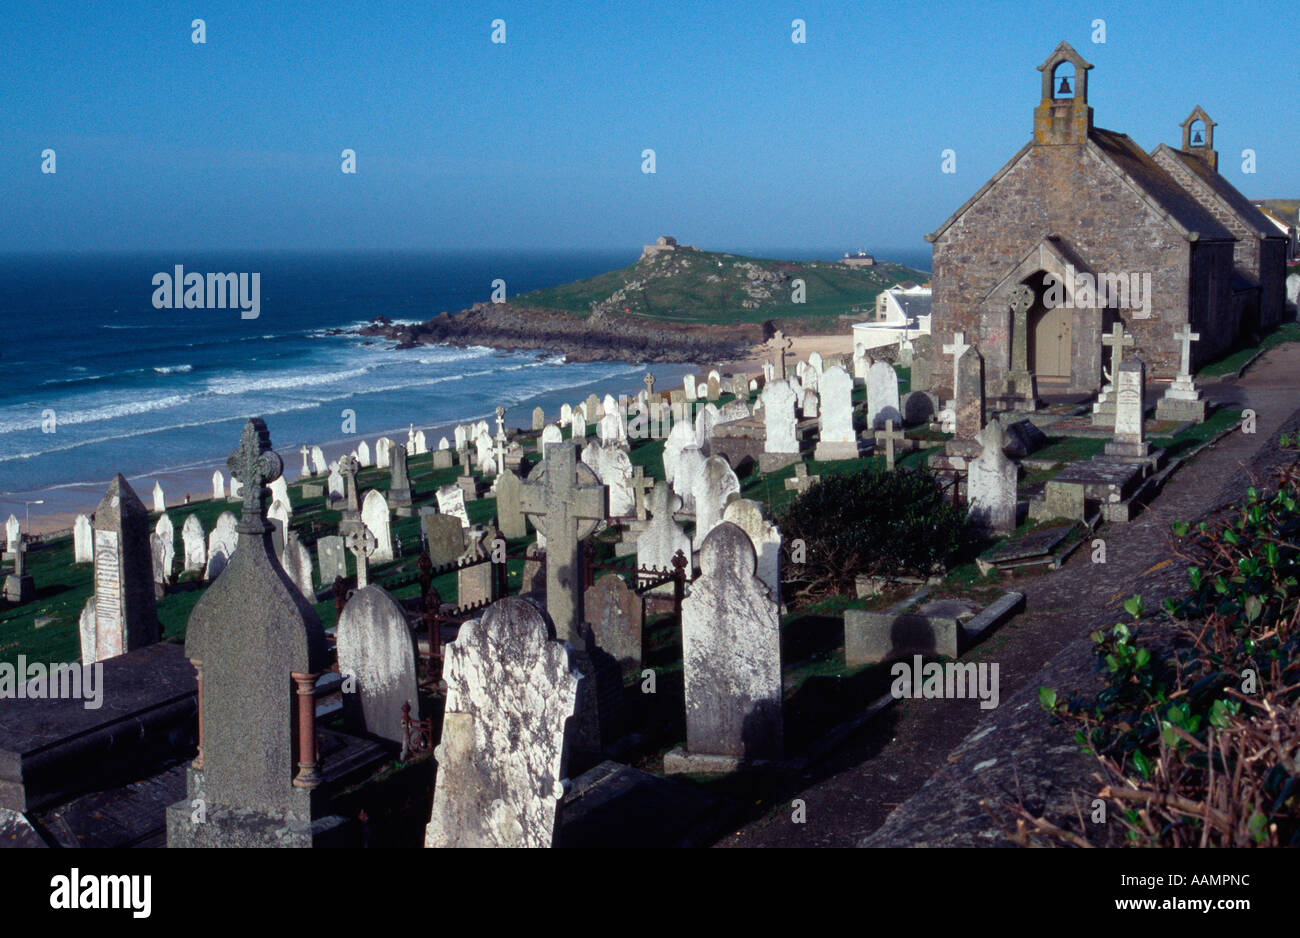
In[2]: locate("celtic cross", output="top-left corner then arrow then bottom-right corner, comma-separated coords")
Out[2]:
228,417 -> 283,533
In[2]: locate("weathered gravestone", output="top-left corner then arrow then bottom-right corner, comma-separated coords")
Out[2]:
582,442 -> 634,518
637,481 -> 690,584
665,522 -> 783,773
388,443 -> 413,516
166,418 -> 341,848
494,468 -> 527,539
967,421 -> 1018,535
532,406 -> 545,431
760,380 -> 799,471
212,470 -> 225,500
692,456 -> 741,548
283,531 -> 315,602
866,360 -> 901,431
268,499 -> 291,556
336,584 -> 418,746
457,526 -> 501,608
814,364 -> 858,461
205,511 -> 239,582
182,514 -> 207,572
722,497 -> 782,609
584,574 -> 643,682
424,596 -> 580,848
901,390 -> 937,427
317,535 -> 347,584
73,514 -> 93,563
80,475 -> 159,664
1104,358 -> 1151,462
423,511 -> 467,566
361,489 -> 394,563
436,484 -> 471,529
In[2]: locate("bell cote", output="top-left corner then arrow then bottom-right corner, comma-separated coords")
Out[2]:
1034,41 -> 1094,145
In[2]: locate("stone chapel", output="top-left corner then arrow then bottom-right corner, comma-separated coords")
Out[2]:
921,41 -> 1288,402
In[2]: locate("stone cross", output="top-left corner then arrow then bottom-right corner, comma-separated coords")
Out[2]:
769,329 -> 793,381
643,372 -> 655,396
629,465 -> 654,521
338,455 -> 360,512
1173,324 -> 1200,378
874,419 -> 905,470
495,405 -> 506,439
783,462 -> 821,494
1101,322 -> 1135,383
1005,285 -> 1039,409
345,526 -> 378,588
518,443 -> 609,645
299,445 -> 311,478
942,330 -> 970,396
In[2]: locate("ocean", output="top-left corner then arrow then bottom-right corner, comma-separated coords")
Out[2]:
0,247 -> 930,525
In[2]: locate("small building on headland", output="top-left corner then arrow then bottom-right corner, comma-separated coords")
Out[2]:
919,40 -> 1289,401
840,251 -> 876,268
641,235 -> 696,260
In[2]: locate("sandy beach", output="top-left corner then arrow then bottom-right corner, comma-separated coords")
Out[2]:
718,333 -> 856,375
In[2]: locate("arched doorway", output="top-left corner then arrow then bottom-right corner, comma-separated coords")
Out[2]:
1023,271 -> 1072,380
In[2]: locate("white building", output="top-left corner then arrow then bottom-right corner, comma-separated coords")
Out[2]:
852,282 -> 932,352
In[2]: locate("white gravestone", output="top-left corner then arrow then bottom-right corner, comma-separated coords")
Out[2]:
361,489 -> 395,562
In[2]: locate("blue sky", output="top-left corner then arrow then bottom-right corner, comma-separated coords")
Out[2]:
2,0 -> 1295,255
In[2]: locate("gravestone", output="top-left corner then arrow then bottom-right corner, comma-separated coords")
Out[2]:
424,596 -> 580,848
153,513 -> 175,582
692,456 -> 741,548
268,499 -> 291,556
560,402 -> 573,424
283,532 -> 315,602
1155,325 -> 1207,423
585,393 -> 603,422
814,364 -> 858,460
436,484 -> 471,529
152,481 -> 166,514
532,407 -> 545,431
317,535 -> 348,584
205,511 -> 239,581
666,522 -> 782,772
495,468 -> 526,539
540,424 -> 564,454
784,462 -> 820,494
229,477 -> 242,501
311,446 -> 326,476
662,420 -> 696,485
475,432 -> 495,475
581,442 -> 634,518
760,380 -> 799,470
673,445 -> 706,513
967,422 -> 1018,535
376,437 -> 392,470
212,471 -> 225,500
165,418 -> 336,848
901,390 -> 937,427
569,410 -> 586,441
82,475 -> 159,664
803,387 -> 819,419
346,526 -> 378,589
269,476 -> 291,517
866,360 -> 901,431
74,514 -> 94,563
388,443 -> 413,516
423,512 -> 466,566
336,584 -> 418,746
356,440 -> 372,468
1104,358 -> 1151,462
432,448 -> 454,470
456,526 -> 500,607
954,345 -> 985,442
327,464 -> 345,504
722,497 -> 782,609
361,489 -> 394,563
637,481 -> 690,579
694,402 -> 721,449
299,445 -> 312,478
874,419 -> 905,471
584,573 -> 643,682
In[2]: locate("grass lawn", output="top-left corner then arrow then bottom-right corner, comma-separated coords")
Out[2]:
1197,322 -> 1300,378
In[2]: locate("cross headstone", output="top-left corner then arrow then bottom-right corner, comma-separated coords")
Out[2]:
1101,321 -> 1135,383
1005,284 -> 1039,409
783,462 -> 821,494
1173,323 -> 1200,379
346,526 -> 378,588
874,418 -> 905,470
643,372 -> 655,397
768,329 -> 793,381
1157,325 -> 1206,422
165,417 -> 331,847
637,481 -> 690,581
300,446 -> 312,478
941,330 -> 970,397
518,444 -> 608,646
629,466 -> 653,521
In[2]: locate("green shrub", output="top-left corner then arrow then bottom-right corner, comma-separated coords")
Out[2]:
778,464 -> 964,599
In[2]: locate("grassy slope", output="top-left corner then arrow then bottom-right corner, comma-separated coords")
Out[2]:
507,248 -> 929,327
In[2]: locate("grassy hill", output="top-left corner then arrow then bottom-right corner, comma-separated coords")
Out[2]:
506,246 -> 929,327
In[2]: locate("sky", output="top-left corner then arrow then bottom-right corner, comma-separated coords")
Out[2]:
2,0 -> 1295,256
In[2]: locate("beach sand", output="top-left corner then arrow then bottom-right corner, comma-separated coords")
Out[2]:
718,333 -> 855,375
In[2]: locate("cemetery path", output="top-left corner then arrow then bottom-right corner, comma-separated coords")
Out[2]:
717,341 -> 1300,848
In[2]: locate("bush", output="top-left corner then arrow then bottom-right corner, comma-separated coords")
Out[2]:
778,464 -> 964,599
1028,460 -> 1300,847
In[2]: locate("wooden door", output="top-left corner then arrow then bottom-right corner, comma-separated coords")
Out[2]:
1031,305 -> 1072,378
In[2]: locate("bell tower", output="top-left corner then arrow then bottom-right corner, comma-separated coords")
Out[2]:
1034,41 -> 1094,146
1180,105 -> 1218,171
